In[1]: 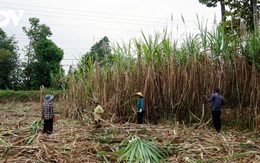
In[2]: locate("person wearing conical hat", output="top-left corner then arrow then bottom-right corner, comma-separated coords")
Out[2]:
135,92 -> 144,124
42,94 -> 55,134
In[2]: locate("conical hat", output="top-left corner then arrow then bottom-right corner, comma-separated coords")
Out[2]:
45,94 -> 54,102
134,92 -> 144,97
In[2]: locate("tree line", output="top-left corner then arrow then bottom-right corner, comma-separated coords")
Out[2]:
199,0 -> 259,35
0,17 -> 111,90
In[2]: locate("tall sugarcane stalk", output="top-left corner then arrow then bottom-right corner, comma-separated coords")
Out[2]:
61,25 -> 260,130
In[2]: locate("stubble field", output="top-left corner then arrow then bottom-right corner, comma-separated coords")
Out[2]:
0,102 -> 259,162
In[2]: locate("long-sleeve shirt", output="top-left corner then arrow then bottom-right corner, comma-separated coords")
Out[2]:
136,97 -> 144,112
94,105 -> 104,121
42,102 -> 54,120
206,93 -> 224,111
94,105 -> 104,114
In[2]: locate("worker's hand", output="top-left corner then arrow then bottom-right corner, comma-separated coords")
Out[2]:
203,95 -> 207,99
139,109 -> 142,113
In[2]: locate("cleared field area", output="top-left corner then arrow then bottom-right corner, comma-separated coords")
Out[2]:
0,102 -> 259,162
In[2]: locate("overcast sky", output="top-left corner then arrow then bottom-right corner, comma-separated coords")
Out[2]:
1,0 -> 220,73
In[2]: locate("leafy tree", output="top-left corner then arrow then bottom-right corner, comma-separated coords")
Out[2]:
23,18 -> 64,89
87,36 -> 111,64
34,39 -> 63,74
22,18 -> 52,89
29,39 -> 64,88
68,66 -> 77,76
22,17 -> 52,67
199,0 -> 259,34
199,0 -> 260,68
225,0 -> 259,34
22,18 -> 52,50
79,36 -> 112,73
0,28 -> 20,89
198,0 -> 226,21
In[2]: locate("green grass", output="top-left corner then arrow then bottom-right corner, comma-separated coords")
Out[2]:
0,89 -> 63,103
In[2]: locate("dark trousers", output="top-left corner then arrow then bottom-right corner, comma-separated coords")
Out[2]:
212,111 -> 221,132
43,118 -> 53,134
137,112 -> 143,124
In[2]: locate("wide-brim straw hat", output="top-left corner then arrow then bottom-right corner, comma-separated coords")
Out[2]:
134,92 -> 144,97
45,94 -> 54,102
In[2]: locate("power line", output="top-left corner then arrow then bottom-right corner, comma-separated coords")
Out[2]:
0,1 -> 174,22
20,58 -> 79,60
0,1 -> 218,40
0,2 -> 203,28
16,20 -> 141,33
0,6 -> 171,26
16,38 -> 96,44
1,2 -> 217,59
14,32 -> 182,42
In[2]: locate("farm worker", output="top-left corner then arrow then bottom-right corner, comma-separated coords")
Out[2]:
135,92 -> 144,124
94,101 -> 104,125
204,88 -> 225,133
42,94 -> 55,134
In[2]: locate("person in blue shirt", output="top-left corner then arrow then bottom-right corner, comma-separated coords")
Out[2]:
135,92 -> 144,124
204,88 -> 225,133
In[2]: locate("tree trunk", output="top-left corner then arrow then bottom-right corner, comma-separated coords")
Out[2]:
253,0 -> 259,36
220,0 -> 226,22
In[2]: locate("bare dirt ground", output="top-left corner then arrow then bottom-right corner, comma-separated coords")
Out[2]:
0,102 -> 259,162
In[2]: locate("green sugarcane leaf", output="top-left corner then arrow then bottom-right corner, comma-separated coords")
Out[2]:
0,137 -> 8,145
25,134 -> 36,144
129,141 -> 138,162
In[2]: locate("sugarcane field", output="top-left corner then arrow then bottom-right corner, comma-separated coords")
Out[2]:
1,34 -> 260,162
1,1 -> 260,161
0,84 -> 259,163
1,33 -> 260,162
